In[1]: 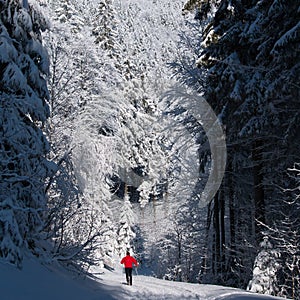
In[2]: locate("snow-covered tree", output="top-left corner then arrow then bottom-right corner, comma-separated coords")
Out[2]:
41,0 -> 119,269
91,0 -> 117,51
116,192 -> 136,257
71,113 -> 118,265
183,0 -> 300,287
273,164 -> 300,299
158,201 -> 205,283
247,236 -> 281,296
0,0 -> 52,266
51,0 -> 85,33
276,217 -> 300,300
11,0 -> 221,278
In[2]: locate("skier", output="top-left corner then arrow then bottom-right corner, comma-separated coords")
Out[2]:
120,251 -> 138,285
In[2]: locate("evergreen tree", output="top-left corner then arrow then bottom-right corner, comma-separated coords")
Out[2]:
116,192 -> 136,257
247,236 -> 281,295
51,0 -> 85,33
0,0 -> 51,266
91,0 -> 116,52
186,0 -> 300,287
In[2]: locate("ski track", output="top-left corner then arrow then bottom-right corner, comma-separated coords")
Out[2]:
102,271 -> 202,299
96,270 -> 286,300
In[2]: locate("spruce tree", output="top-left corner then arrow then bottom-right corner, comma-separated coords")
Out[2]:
192,0 -> 300,286
0,0 -> 51,266
116,192 -> 136,257
247,236 -> 281,295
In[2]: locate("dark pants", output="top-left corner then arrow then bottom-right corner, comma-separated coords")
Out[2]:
125,268 -> 133,285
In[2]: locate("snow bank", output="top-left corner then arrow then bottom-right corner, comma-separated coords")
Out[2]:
0,258 -> 117,300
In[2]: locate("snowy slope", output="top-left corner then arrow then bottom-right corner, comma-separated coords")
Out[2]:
0,259 -> 289,300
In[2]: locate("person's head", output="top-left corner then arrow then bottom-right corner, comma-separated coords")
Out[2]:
126,251 -> 130,256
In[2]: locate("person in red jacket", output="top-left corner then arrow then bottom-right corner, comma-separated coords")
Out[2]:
120,251 -> 138,285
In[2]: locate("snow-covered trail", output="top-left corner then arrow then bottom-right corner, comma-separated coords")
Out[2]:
0,258 -> 289,300
95,266 -> 288,300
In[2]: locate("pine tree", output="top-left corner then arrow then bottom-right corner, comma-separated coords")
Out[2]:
0,0 -> 51,266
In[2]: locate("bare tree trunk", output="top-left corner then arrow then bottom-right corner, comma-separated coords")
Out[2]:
252,139 -> 265,241
220,188 -> 225,270
176,226 -> 183,281
228,160 -> 235,250
213,191 -> 221,273
200,201 -> 213,281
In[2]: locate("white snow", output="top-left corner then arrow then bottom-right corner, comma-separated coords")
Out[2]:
0,258 -> 289,300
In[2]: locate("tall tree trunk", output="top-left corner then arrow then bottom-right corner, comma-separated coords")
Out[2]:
213,191 -> 221,273
252,139 -> 265,241
176,228 -> 182,281
201,200 -> 213,280
226,158 -> 237,278
220,187 -> 225,270
213,188 -> 226,275
227,160 -> 235,251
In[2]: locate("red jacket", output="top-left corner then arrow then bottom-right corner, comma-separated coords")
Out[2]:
120,255 -> 138,268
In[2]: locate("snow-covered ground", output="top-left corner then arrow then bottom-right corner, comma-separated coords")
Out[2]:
0,258 -> 289,300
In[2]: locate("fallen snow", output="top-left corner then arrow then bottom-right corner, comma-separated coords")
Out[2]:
0,258 -> 289,300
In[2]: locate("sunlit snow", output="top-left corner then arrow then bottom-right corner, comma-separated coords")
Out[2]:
0,258 -> 289,300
